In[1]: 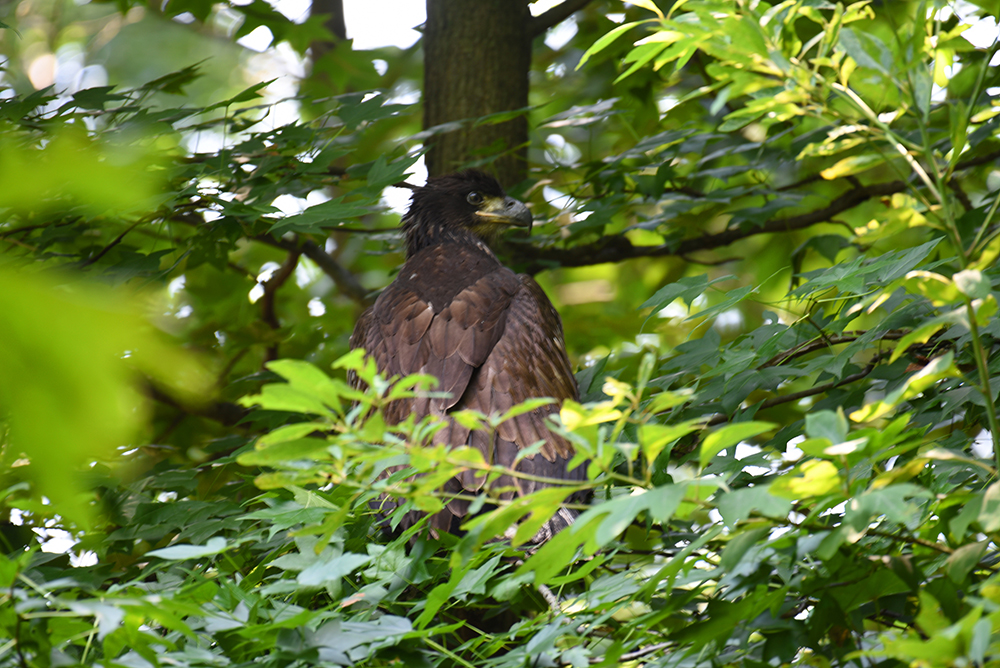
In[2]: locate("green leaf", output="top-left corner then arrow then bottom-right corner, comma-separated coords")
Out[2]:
643,388 -> 694,414
71,86 -> 127,111
639,420 -> 702,466
820,153 -> 884,180
953,269 -> 990,299
298,552 -> 371,586
839,27 -> 889,75
204,80 -> 274,112
904,270 -> 961,306
283,13 -> 337,54
266,359 -> 349,414
615,42 -> 669,83
335,92 -> 410,129
366,153 -> 421,191
0,271 -> 208,527
769,460 -> 842,499
891,319 -> 949,363
0,126 -> 166,214
138,63 -> 205,95
577,484 -> 688,549
719,525 -> 770,571
978,482 -> 1000,532
641,274 -> 735,311
805,409 -> 849,444
628,0 -> 664,19
66,602 -> 125,640
255,422 -> 330,447
950,99 -> 969,165
700,421 -> 775,468
0,20 -> 23,38
269,197 -> 375,234
577,21 -> 645,70
560,399 -> 624,430
516,517 -> 601,583
493,397 -> 559,426
945,541 -> 987,584
416,557 -> 482,624
716,486 -> 792,527
688,285 -> 755,322
148,536 -> 229,560
240,382 -> 337,417
237,438 -> 329,466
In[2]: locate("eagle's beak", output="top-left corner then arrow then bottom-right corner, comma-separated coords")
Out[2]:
476,196 -> 533,230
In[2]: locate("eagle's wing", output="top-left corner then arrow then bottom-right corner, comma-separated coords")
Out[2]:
351,250 -> 582,537
353,250 -> 519,419
450,275 -> 584,514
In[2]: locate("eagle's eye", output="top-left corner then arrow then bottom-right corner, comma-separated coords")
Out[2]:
466,191 -> 484,205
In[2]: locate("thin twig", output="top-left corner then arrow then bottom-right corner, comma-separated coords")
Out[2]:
529,0 -> 597,37
0,236 -> 37,252
705,362 -> 880,426
762,330 -> 906,368
619,642 -> 673,661
0,218 -> 78,238
948,178 -> 974,212
79,220 -> 143,268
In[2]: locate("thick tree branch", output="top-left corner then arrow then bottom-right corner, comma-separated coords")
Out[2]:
311,0 -> 346,40
173,212 -> 372,306
254,235 -> 373,306
299,239 -> 374,306
955,147 -> 1000,171
528,0 -> 595,37
522,180 -> 907,272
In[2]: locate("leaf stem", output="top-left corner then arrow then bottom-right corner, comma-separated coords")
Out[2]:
965,301 -> 1000,471
424,637 -> 478,668
968,187 -> 1000,259
829,83 -> 943,203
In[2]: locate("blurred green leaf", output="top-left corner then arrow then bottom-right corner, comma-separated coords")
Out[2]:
0,271 -> 208,526
0,126 -> 166,214
148,536 -> 228,559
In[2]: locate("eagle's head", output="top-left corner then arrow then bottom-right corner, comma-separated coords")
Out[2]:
401,169 -> 533,256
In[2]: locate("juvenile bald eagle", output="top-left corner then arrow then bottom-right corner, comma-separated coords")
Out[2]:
350,170 -> 585,540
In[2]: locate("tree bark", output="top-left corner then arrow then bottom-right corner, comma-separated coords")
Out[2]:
423,0 -> 532,185
308,0 -> 345,64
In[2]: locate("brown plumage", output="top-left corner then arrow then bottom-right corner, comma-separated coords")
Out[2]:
350,170 -> 585,541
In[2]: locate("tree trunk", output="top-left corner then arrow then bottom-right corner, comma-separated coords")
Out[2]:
423,0 -> 532,186
307,0 -> 345,66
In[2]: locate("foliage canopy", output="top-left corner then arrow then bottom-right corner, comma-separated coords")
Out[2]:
2,0 -> 1000,666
